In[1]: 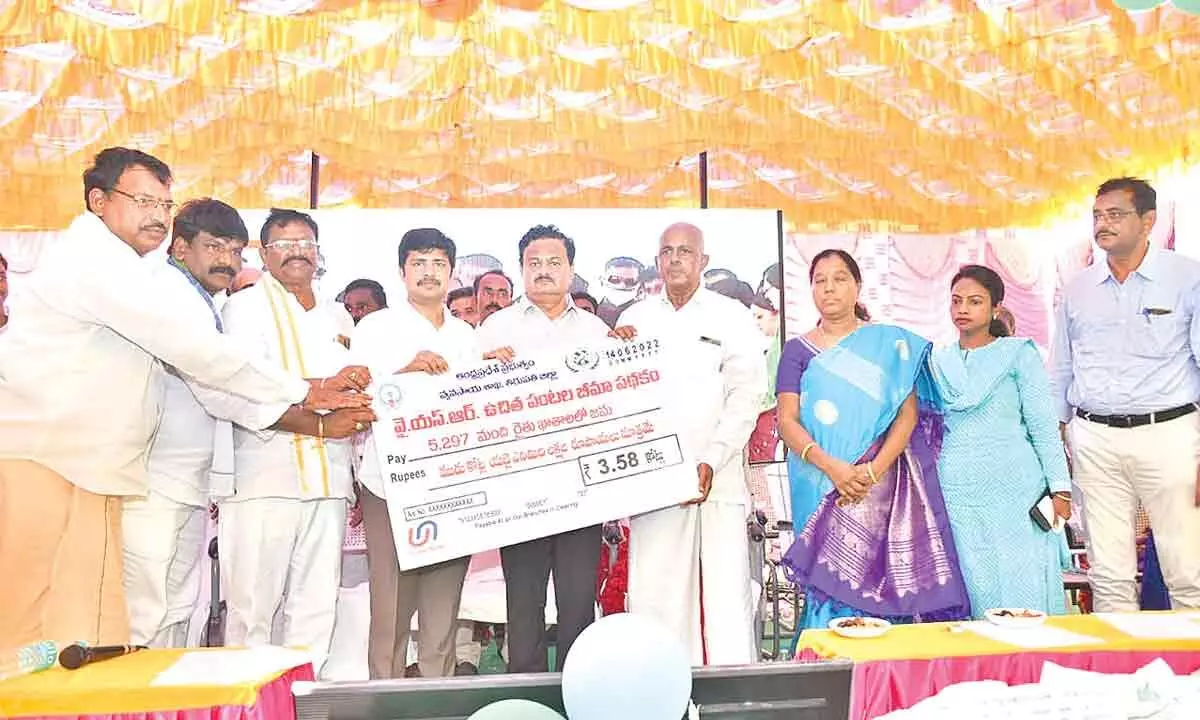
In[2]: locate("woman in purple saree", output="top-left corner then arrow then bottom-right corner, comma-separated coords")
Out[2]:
776,250 -> 970,635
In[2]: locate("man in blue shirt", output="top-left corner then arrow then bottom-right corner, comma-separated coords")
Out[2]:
1052,176 -> 1200,613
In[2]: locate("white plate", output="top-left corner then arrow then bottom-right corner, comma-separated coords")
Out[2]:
828,617 -> 891,638
984,608 -> 1047,628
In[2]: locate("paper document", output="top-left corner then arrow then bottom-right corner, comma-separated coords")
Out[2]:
965,621 -> 1104,649
1095,612 -> 1200,640
152,646 -> 313,687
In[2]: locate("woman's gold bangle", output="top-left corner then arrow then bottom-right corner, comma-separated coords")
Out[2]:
800,442 -> 815,463
866,461 -> 877,485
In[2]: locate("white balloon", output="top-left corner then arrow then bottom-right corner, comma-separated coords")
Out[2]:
561,613 -> 692,720
467,699 -> 565,720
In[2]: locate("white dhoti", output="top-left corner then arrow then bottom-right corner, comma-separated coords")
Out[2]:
122,491 -> 207,647
628,499 -> 757,666
218,497 -> 346,675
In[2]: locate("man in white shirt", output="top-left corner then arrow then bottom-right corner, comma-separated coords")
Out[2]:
620,222 -> 766,666
477,225 -> 612,673
122,198 -> 250,648
0,148 -> 366,650
123,199 -> 377,648
218,209 -> 366,677
352,228 -> 479,678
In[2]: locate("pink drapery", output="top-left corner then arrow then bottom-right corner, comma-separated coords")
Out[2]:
800,649 -> 1200,720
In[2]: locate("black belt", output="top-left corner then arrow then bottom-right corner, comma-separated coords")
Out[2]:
1075,403 -> 1197,429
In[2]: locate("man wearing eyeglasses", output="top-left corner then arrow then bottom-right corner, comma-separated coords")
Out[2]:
595,256 -> 644,328
1052,176 -> 1200,613
0,148 -> 368,650
215,209 -> 363,676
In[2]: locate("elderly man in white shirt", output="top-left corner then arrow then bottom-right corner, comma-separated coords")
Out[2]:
218,209 -> 367,676
352,228 -> 479,679
619,222 -> 766,666
477,225 -> 612,673
0,148 -> 367,650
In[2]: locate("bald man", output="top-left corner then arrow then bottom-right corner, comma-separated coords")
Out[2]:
618,223 -> 766,665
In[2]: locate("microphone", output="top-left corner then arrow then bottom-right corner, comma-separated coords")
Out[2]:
58,643 -> 147,670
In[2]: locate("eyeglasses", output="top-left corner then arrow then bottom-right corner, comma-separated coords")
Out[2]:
266,239 -> 319,252
110,188 -> 176,214
1092,209 -> 1139,224
605,275 -> 639,290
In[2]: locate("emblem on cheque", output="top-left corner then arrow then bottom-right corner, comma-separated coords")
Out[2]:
378,383 -> 403,410
564,348 -> 600,373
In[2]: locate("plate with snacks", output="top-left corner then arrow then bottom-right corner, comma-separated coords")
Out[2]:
828,616 -> 892,639
984,608 -> 1047,628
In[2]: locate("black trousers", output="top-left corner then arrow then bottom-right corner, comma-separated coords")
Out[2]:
500,524 -> 601,673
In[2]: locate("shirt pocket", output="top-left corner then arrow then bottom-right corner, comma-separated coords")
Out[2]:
1139,311 -> 1187,358
690,338 -> 725,379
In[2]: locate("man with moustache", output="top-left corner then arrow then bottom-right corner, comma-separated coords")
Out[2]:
619,222 -> 765,665
351,228 -> 478,679
218,209 -> 364,677
123,199 -> 377,647
1053,176 -> 1200,612
0,148 -> 365,649
342,278 -> 388,325
446,286 -> 478,326
478,225 -> 611,673
474,269 -> 513,324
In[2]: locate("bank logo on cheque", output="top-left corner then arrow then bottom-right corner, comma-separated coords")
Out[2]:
564,348 -> 600,373
408,520 -> 438,547
378,383 -> 403,411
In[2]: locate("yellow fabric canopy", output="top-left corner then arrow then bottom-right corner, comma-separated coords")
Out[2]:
0,0 -> 1197,231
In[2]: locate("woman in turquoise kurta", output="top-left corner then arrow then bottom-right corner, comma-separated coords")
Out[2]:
930,264 -> 1072,617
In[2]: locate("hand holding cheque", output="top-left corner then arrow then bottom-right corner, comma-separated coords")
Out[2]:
368,336 -> 697,570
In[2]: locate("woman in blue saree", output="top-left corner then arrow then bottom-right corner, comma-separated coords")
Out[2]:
776,249 -> 971,632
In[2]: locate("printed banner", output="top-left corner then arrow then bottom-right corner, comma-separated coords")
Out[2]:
368,336 -> 698,570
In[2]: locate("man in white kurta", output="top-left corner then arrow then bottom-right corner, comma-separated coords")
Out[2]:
123,199 -> 260,647
620,222 -> 766,666
0,148 -> 363,649
352,228 -> 480,678
219,209 -> 362,677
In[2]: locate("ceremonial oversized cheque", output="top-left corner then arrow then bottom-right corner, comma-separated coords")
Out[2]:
369,337 -> 698,570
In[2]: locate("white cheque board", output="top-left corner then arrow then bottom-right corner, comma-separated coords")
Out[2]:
369,337 -> 697,570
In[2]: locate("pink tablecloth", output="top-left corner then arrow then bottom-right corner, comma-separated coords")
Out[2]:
853,650 -> 1200,719
14,665 -> 315,720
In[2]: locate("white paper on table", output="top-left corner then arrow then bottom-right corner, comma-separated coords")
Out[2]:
964,621 -> 1104,649
1094,612 -> 1200,640
151,646 -> 313,687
